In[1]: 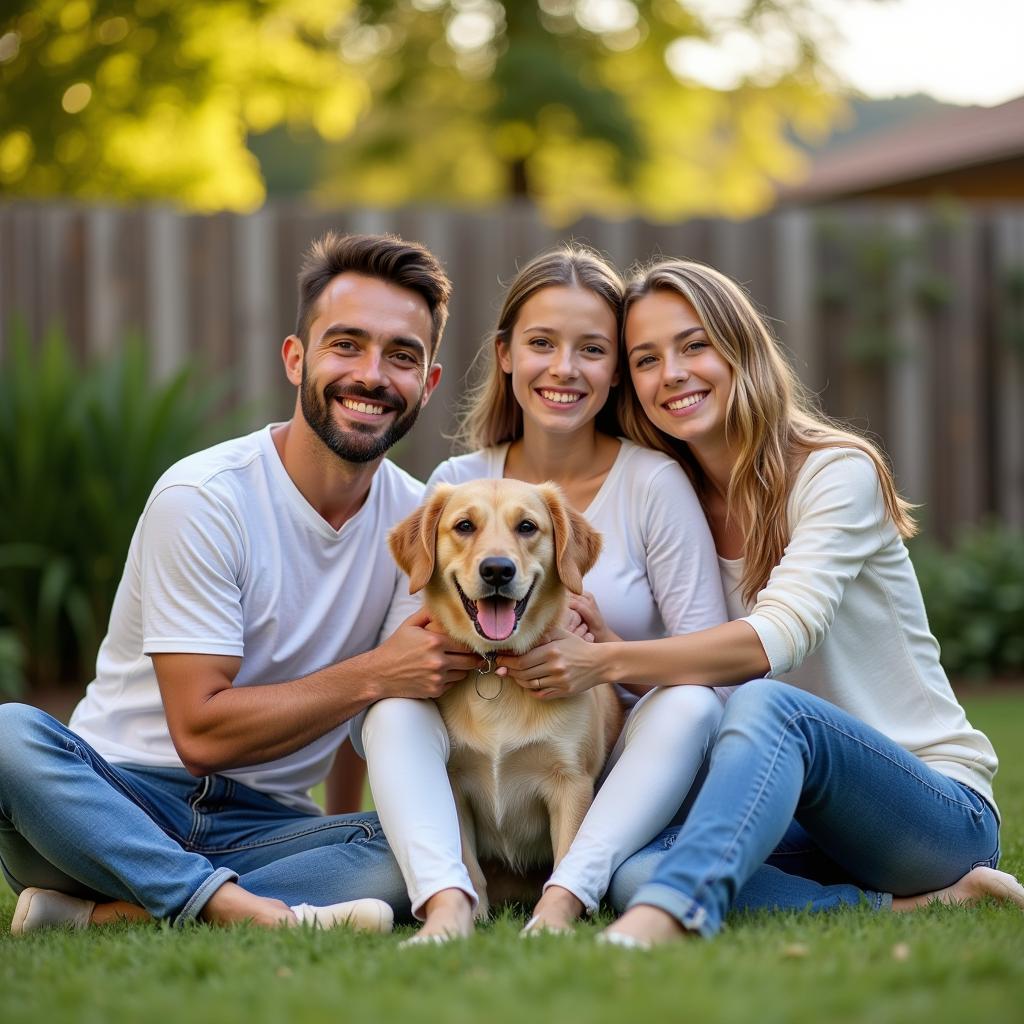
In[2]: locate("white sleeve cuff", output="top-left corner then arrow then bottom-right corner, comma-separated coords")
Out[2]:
143,638 -> 244,657
740,613 -> 794,676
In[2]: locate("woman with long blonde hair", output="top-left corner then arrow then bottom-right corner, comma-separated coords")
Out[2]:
357,246 -> 730,941
497,258 -> 1024,945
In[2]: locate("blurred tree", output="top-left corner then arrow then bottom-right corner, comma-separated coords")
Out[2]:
322,0 -> 845,220
1,0 -> 846,218
0,0 -> 366,210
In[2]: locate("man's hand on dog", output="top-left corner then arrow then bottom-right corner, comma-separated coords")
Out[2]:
374,608 -> 486,699
495,628 -> 605,700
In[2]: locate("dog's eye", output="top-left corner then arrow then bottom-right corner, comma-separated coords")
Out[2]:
454,519 -> 475,534
517,520 -> 539,535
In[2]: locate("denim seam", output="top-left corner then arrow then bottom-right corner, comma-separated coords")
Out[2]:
186,777 -> 213,848
788,713 -> 989,817
184,817 -> 377,855
972,838 -> 1001,870
69,742 -> 190,844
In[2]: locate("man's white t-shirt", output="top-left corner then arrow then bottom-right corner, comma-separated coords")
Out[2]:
70,425 -> 423,812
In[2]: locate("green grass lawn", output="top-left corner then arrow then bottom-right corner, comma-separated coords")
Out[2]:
2,693 -> 1023,1024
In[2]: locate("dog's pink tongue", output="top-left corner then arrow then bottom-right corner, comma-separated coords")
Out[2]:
477,597 -> 516,641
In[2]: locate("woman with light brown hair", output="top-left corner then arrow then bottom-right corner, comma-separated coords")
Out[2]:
357,246 -> 730,942
496,257 -> 1024,945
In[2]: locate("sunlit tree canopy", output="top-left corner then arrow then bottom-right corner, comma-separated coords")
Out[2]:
1,0 -> 847,219
0,0 -> 366,210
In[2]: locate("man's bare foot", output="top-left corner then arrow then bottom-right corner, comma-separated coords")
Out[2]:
599,905 -> 688,948
90,901 -> 152,926
893,867 -> 1024,912
402,888 -> 474,945
521,885 -> 584,935
199,882 -> 296,927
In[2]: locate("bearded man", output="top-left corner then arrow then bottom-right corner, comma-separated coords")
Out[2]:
1,233 -> 482,934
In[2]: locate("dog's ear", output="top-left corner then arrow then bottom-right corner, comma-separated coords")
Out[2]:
388,485 -> 453,593
538,483 -> 602,595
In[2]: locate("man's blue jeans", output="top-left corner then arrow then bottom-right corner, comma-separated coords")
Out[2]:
0,704 -> 410,925
608,679 -> 1000,936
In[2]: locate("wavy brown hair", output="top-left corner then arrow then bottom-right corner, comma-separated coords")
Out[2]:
454,245 -> 624,451
619,258 -> 917,604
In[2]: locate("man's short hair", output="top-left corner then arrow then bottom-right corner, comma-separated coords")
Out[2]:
295,232 -> 452,358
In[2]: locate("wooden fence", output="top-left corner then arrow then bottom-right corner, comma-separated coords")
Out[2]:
2,200 -> 1023,541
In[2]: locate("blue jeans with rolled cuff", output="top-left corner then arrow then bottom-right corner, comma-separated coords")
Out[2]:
0,704 -> 410,926
608,679 -> 1000,936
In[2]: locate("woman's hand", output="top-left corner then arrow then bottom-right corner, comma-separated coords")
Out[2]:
561,605 -> 594,643
495,628 -> 608,700
568,592 -> 621,644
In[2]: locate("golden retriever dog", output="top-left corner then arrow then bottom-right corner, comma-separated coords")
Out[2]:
388,479 -> 623,916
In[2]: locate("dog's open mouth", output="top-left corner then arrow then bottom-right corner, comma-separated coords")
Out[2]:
454,576 -> 536,642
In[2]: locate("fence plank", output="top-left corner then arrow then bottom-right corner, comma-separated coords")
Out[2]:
887,208 -> 930,512
234,209 -> 278,430
943,216 -> 985,530
84,208 -> 119,357
145,207 -> 188,381
774,210 -> 819,392
994,212 -> 1024,528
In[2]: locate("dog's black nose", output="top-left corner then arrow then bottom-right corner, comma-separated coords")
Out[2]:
479,557 -> 516,587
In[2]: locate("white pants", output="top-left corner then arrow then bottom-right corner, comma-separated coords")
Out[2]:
356,685 -> 725,918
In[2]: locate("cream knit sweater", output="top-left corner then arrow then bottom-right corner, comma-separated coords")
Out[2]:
720,447 -> 998,811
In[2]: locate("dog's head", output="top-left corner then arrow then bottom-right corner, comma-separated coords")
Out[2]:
388,479 -> 602,654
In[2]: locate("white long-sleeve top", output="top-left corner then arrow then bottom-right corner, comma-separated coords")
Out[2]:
722,447 -> 998,810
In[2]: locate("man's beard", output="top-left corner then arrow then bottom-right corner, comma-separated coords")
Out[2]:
300,361 -> 424,464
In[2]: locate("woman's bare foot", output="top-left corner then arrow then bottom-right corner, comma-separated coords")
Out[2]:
893,867 -> 1024,912
600,905 -> 688,948
402,888 -> 474,945
90,901 -> 152,926
521,885 -> 584,935
199,882 -> 297,927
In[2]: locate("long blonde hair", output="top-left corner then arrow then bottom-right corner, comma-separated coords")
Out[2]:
455,245 -> 624,451
619,258 -> 918,604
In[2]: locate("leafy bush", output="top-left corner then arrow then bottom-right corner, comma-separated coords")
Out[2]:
0,322 -> 238,694
912,525 -> 1024,681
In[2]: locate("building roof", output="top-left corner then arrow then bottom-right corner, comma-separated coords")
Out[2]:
779,94 -> 1024,203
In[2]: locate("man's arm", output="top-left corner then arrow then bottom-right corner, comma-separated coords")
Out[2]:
154,608 -> 481,776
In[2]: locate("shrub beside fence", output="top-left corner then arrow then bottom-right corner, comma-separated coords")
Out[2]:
0,325 -> 238,693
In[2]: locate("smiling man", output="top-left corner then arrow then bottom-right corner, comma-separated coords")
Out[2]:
0,233 -> 483,935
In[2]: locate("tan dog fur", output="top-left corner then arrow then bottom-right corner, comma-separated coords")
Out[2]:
389,479 -> 622,916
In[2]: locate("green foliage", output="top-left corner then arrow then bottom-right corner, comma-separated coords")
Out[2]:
1,694 -> 1023,1024
912,525 -> 1024,681
2,0 -> 845,219
0,321 -> 236,691
0,0 -> 364,209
